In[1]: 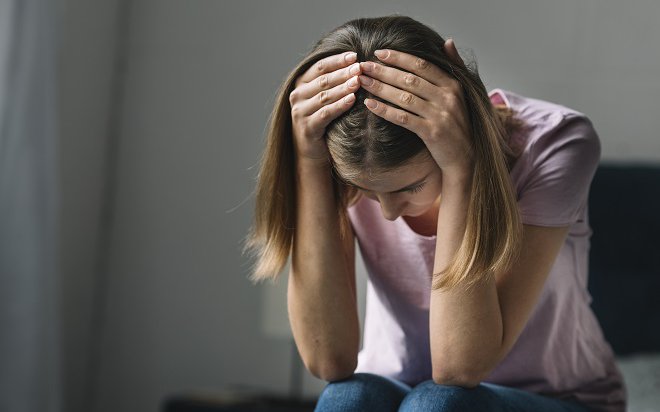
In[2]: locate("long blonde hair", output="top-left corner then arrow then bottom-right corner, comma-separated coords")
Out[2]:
243,15 -> 527,291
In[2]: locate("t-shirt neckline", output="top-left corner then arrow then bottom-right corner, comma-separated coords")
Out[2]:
399,214 -> 437,239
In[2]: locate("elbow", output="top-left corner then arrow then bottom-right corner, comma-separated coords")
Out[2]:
310,355 -> 357,382
432,368 -> 482,388
432,350 -> 493,388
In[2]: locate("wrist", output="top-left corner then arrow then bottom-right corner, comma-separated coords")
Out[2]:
442,164 -> 474,188
296,154 -> 332,170
296,156 -> 333,185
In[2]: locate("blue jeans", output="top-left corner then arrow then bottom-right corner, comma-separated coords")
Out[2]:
314,373 -> 592,412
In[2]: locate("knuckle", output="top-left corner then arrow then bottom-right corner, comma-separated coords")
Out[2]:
399,92 -> 414,105
415,57 -> 429,70
397,111 -> 409,124
289,89 -> 299,104
318,90 -> 329,104
438,110 -> 452,122
291,104 -> 301,119
319,107 -> 330,120
449,79 -> 462,94
317,74 -> 329,89
444,92 -> 460,111
315,60 -> 325,73
429,124 -> 443,141
404,73 -> 419,87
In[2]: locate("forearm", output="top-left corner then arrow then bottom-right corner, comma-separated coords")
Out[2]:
287,158 -> 360,381
429,168 -> 503,385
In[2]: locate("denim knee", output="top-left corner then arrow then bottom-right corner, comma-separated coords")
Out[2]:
399,380 -> 497,412
314,372 -> 410,412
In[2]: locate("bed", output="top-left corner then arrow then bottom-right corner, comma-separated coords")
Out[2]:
588,163 -> 660,412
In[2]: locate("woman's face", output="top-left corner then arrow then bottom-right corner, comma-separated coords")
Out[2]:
344,153 -> 443,221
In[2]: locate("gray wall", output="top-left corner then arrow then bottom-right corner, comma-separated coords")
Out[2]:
57,1 -> 660,412
57,0 -> 120,411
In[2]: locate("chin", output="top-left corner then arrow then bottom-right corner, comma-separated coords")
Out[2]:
403,209 -> 426,217
404,203 -> 437,217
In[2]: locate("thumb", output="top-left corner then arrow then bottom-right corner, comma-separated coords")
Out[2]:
444,38 -> 465,67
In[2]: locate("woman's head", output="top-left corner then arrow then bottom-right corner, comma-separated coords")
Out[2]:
313,16 -> 520,196
320,16 -> 457,186
244,14 -> 525,290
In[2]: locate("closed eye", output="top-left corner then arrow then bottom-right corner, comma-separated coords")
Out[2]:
406,182 -> 426,194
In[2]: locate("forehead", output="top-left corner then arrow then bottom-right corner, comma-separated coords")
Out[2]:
354,163 -> 425,181
346,160 -> 435,191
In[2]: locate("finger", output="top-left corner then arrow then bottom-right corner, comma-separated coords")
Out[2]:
359,60 -> 436,101
293,73 -> 360,117
363,97 -> 427,137
307,91 -> 357,131
297,51 -> 359,85
373,48 -> 456,88
358,74 -> 432,119
444,38 -> 465,67
294,61 -> 361,101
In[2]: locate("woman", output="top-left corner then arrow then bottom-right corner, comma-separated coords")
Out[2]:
243,15 -> 627,412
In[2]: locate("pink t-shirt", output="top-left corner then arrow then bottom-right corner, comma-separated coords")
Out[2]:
347,88 -> 627,412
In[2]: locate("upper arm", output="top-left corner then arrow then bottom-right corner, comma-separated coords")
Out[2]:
489,224 -> 570,375
482,116 -> 599,378
517,115 -> 600,227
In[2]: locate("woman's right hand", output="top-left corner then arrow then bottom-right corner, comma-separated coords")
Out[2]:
290,51 -> 362,163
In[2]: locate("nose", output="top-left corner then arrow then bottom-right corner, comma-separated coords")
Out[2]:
377,196 -> 405,221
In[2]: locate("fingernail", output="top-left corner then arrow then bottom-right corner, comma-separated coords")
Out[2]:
359,75 -> 373,86
374,49 -> 389,60
348,76 -> 358,87
345,52 -> 357,63
365,98 -> 377,109
349,63 -> 360,75
361,61 -> 375,72
344,93 -> 355,104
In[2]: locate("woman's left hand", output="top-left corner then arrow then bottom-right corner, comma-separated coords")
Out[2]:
359,39 -> 474,176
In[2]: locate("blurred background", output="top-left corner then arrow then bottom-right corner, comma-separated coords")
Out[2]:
1,0 -> 659,411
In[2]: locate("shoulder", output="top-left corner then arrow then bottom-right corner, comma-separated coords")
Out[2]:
490,88 -> 586,122
491,88 -> 600,164
490,89 -> 602,226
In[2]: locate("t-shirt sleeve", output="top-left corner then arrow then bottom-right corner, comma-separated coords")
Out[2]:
517,114 -> 602,227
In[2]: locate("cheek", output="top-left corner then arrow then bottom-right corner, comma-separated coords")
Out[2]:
411,182 -> 442,206
408,193 -> 437,206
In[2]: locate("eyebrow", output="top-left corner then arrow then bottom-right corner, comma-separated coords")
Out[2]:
346,172 -> 431,193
